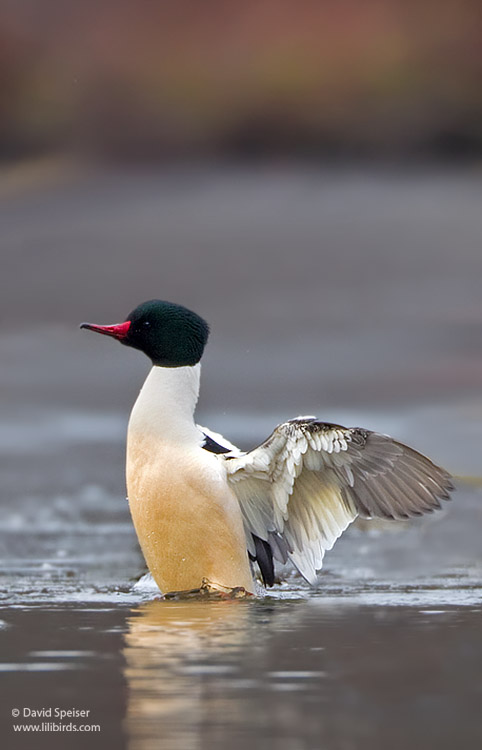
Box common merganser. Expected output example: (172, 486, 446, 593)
(81, 300, 453, 596)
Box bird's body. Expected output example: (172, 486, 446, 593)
(126, 365, 254, 593)
(81, 300, 453, 596)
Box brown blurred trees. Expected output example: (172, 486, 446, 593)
(0, 0, 481, 161)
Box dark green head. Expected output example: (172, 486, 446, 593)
(80, 300, 209, 367)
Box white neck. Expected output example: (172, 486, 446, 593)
(128, 364, 203, 444)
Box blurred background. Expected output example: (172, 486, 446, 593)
(1, 0, 482, 468)
(1, 0, 482, 161)
(1, 4, 482, 750)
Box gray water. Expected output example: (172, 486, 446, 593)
(1, 163, 481, 749)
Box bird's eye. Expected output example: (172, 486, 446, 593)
(142, 321, 151, 328)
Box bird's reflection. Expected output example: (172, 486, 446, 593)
(122, 596, 481, 750)
(123, 598, 260, 750)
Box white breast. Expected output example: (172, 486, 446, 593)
(125, 364, 254, 593)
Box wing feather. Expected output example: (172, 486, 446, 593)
(225, 418, 453, 584)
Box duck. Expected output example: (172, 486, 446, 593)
(81, 299, 453, 596)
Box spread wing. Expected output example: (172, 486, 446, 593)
(224, 417, 453, 584)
